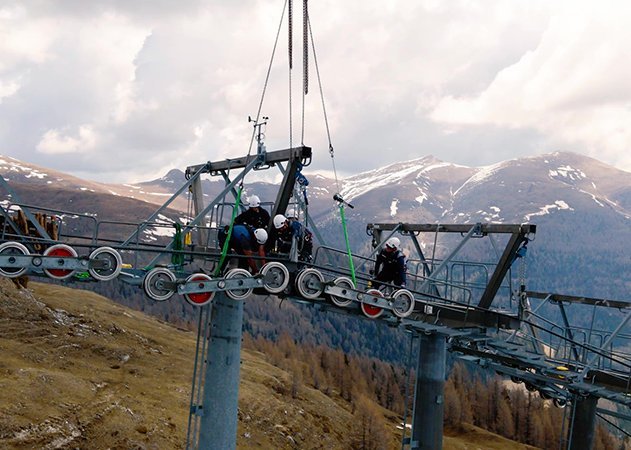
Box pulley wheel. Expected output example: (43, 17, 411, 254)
(553, 398, 567, 408)
(183, 273, 214, 306)
(328, 276, 354, 307)
(259, 262, 289, 294)
(88, 247, 122, 281)
(295, 268, 325, 300)
(143, 267, 177, 302)
(224, 268, 253, 301)
(0, 241, 30, 278)
(391, 289, 415, 318)
(361, 288, 384, 319)
(43, 244, 77, 280)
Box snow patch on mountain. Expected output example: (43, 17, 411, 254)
(0, 156, 48, 180)
(418, 162, 454, 174)
(311, 186, 330, 194)
(478, 206, 502, 222)
(524, 201, 573, 221)
(453, 161, 507, 197)
(390, 199, 399, 217)
(548, 165, 586, 182)
(142, 214, 176, 241)
(415, 193, 428, 205)
(340, 157, 447, 202)
(342, 166, 422, 201)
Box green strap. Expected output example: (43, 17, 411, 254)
(171, 222, 184, 266)
(339, 204, 356, 287)
(214, 186, 244, 277)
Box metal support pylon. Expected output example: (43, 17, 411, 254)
(567, 394, 598, 450)
(410, 332, 447, 450)
(187, 292, 244, 450)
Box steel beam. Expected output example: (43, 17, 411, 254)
(478, 231, 527, 309)
(185, 146, 311, 176)
(527, 291, 631, 309)
(368, 223, 536, 235)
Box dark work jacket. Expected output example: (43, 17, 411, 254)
(235, 207, 271, 230)
(375, 248, 407, 286)
(274, 219, 313, 261)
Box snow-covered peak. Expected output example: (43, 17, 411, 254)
(340, 155, 453, 202)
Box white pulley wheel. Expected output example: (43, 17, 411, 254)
(259, 262, 290, 294)
(224, 268, 253, 300)
(143, 267, 177, 301)
(88, 247, 122, 281)
(391, 289, 415, 318)
(0, 241, 30, 278)
(328, 276, 355, 307)
(295, 268, 325, 300)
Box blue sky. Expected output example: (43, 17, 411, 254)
(1, 0, 630, 182)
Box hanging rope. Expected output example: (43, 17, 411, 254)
(217, 2, 288, 271)
(247, 0, 288, 158)
(306, 11, 358, 281)
(307, 14, 340, 194)
(288, 0, 293, 69)
(289, 62, 293, 151)
(288, 0, 293, 151)
(303, 0, 309, 96)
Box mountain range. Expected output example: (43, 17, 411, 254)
(1, 151, 630, 303)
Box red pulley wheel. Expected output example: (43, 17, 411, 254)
(43, 244, 77, 280)
(361, 288, 384, 319)
(183, 273, 214, 306)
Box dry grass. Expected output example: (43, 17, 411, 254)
(0, 279, 538, 449)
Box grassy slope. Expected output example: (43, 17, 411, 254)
(0, 279, 536, 449)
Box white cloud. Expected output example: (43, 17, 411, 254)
(1, 0, 630, 183)
(37, 125, 98, 154)
(430, 1, 631, 169)
(0, 77, 20, 102)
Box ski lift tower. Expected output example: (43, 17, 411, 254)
(179, 138, 314, 449)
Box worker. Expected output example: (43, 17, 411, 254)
(235, 195, 270, 230)
(272, 214, 313, 262)
(219, 224, 268, 273)
(373, 237, 407, 289)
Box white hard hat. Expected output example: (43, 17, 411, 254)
(254, 228, 268, 244)
(385, 237, 400, 250)
(248, 195, 261, 208)
(273, 214, 287, 229)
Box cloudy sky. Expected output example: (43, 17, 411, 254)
(1, 0, 630, 183)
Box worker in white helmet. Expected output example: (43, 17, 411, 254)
(272, 214, 313, 262)
(218, 224, 268, 273)
(373, 237, 407, 289)
(235, 194, 270, 230)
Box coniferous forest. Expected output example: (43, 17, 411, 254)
(243, 333, 625, 450)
